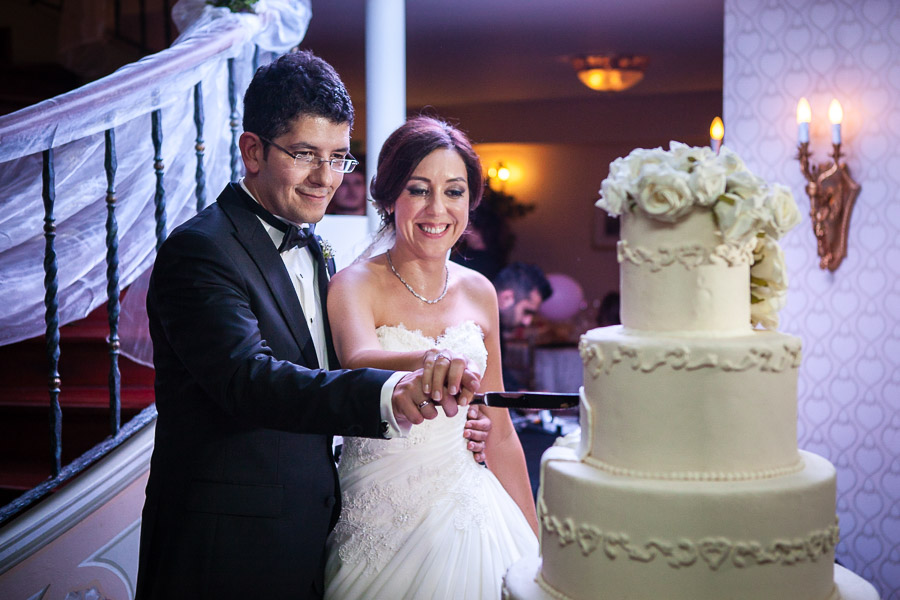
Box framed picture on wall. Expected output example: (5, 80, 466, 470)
(592, 206, 620, 249)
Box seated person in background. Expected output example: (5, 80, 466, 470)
(597, 290, 621, 326)
(493, 262, 552, 391)
(326, 157, 368, 215)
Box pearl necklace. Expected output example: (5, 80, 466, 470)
(386, 250, 449, 305)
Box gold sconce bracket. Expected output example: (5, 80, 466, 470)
(796, 142, 861, 271)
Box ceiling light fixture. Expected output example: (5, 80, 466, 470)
(571, 54, 649, 92)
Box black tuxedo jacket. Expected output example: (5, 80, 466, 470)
(135, 183, 393, 599)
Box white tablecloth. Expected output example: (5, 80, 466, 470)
(533, 345, 582, 393)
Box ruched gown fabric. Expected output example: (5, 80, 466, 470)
(324, 321, 538, 600)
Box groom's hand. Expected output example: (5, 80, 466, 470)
(391, 369, 462, 425)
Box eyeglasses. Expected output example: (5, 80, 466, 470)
(259, 136, 359, 173)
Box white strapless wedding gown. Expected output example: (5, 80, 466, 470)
(324, 320, 538, 600)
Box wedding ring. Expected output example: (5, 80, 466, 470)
(417, 400, 431, 409)
(435, 353, 450, 362)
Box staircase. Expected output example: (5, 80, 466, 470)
(0, 6, 295, 597)
(0, 1, 178, 507)
(0, 299, 155, 507)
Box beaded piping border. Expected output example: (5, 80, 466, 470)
(580, 454, 806, 482)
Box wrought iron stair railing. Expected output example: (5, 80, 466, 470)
(0, 4, 300, 527)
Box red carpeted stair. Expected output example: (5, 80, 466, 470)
(0, 303, 155, 507)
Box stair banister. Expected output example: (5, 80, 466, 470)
(0, 0, 312, 527)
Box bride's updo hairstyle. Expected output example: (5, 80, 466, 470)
(370, 115, 484, 228)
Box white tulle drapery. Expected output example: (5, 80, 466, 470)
(0, 0, 311, 365)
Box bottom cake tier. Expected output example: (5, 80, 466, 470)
(526, 447, 849, 600)
(502, 556, 880, 600)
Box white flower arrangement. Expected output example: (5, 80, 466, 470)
(597, 142, 801, 330)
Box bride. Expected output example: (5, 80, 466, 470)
(324, 116, 538, 599)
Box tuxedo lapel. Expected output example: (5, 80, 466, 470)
(309, 235, 340, 369)
(218, 185, 320, 368)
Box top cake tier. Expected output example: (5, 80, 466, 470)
(619, 207, 754, 334)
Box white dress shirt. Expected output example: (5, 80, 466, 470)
(239, 180, 407, 438)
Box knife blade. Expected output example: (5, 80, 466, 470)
(469, 391, 579, 410)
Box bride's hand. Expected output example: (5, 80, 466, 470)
(422, 349, 481, 407)
(391, 369, 454, 423)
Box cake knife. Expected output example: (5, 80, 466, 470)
(469, 391, 579, 410)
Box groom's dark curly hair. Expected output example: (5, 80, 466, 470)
(243, 49, 354, 152)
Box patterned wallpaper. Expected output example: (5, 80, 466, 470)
(724, 0, 900, 597)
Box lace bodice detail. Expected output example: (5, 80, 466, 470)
(375, 319, 488, 373)
(340, 320, 487, 462)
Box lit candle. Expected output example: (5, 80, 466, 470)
(709, 116, 724, 152)
(828, 99, 843, 145)
(796, 98, 811, 144)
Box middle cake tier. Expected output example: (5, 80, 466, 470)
(577, 326, 803, 478)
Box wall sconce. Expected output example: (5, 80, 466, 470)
(795, 97, 861, 272)
(571, 54, 649, 92)
(709, 116, 724, 153)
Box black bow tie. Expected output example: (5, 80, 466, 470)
(277, 225, 315, 253)
(237, 184, 316, 253)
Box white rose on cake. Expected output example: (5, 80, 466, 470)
(761, 183, 802, 239)
(750, 235, 789, 329)
(635, 163, 694, 222)
(624, 147, 669, 174)
(722, 170, 767, 208)
(716, 145, 746, 175)
(689, 158, 727, 206)
(668, 140, 715, 165)
(598, 173, 629, 215)
(713, 196, 766, 245)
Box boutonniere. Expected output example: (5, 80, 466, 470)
(318, 236, 334, 262)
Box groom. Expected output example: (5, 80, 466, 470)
(135, 51, 486, 599)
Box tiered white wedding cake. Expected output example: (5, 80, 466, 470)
(503, 143, 879, 600)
